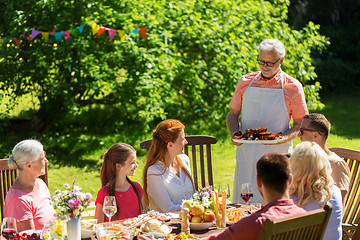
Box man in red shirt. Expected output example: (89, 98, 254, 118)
(202, 153, 306, 240)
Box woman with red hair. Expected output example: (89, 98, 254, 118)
(95, 143, 145, 222)
(143, 119, 194, 212)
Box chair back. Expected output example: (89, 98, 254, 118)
(140, 135, 217, 190)
(329, 147, 360, 225)
(258, 204, 332, 240)
(0, 158, 48, 220)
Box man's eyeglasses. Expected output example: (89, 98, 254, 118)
(299, 127, 322, 135)
(257, 56, 281, 67)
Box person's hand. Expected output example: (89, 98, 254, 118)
(231, 131, 244, 146)
(231, 138, 244, 146)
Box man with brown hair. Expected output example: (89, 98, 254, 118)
(298, 113, 350, 201)
(200, 153, 305, 240)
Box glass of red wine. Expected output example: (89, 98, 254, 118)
(1, 217, 17, 240)
(241, 183, 253, 205)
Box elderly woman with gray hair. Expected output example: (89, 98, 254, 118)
(4, 139, 55, 232)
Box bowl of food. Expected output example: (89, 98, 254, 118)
(189, 222, 214, 231)
(96, 222, 136, 240)
(18, 230, 42, 240)
(140, 219, 172, 238)
(81, 219, 98, 238)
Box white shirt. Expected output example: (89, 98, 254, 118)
(291, 185, 342, 240)
(146, 154, 194, 212)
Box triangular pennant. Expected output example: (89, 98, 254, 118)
(138, 27, 147, 39)
(54, 32, 63, 41)
(130, 29, 138, 34)
(41, 32, 49, 42)
(97, 27, 106, 36)
(63, 30, 70, 42)
(78, 25, 84, 34)
(30, 30, 41, 40)
(70, 28, 79, 36)
(49, 28, 56, 36)
(118, 30, 126, 42)
(91, 22, 100, 35)
(108, 28, 117, 41)
(14, 38, 21, 49)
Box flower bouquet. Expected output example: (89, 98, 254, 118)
(51, 182, 92, 219)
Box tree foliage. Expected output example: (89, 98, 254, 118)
(0, 0, 328, 135)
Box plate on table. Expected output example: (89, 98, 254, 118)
(144, 225, 172, 238)
(19, 230, 42, 239)
(189, 222, 214, 231)
(232, 138, 282, 144)
(81, 219, 97, 238)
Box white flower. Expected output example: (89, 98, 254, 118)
(63, 183, 70, 189)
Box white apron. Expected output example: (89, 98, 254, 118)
(232, 72, 292, 204)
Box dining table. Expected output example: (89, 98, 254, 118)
(86, 204, 251, 239)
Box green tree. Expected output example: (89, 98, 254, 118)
(0, 0, 328, 135)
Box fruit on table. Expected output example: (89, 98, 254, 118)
(191, 205, 205, 216)
(182, 200, 195, 211)
(191, 216, 203, 223)
(203, 209, 216, 222)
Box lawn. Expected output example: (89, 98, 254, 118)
(46, 92, 360, 203)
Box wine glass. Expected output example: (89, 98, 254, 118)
(218, 183, 230, 199)
(240, 183, 253, 205)
(103, 196, 117, 222)
(1, 217, 17, 240)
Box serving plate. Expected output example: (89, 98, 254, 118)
(232, 138, 282, 144)
(81, 219, 97, 239)
(189, 222, 214, 231)
(145, 225, 172, 238)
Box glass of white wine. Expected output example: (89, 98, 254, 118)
(103, 196, 117, 222)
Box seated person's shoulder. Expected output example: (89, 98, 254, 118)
(147, 161, 164, 174)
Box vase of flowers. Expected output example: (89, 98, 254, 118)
(51, 182, 92, 240)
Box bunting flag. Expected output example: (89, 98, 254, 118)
(118, 30, 126, 42)
(30, 30, 41, 40)
(108, 29, 117, 41)
(49, 28, 56, 36)
(2, 22, 147, 50)
(54, 32, 63, 41)
(138, 27, 147, 40)
(97, 27, 107, 36)
(14, 38, 21, 49)
(78, 25, 84, 34)
(91, 22, 100, 35)
(63, 30, 70, 42)
(41, 32, 49, 42)
(70, 28, 79, 37)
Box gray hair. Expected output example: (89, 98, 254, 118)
(259, 39, 286, 58)
(8, 139, 44, 169)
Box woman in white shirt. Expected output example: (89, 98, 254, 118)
(289, 141, 342, 240)
(142, 119, 194, 212)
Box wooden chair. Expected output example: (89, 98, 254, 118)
(140, 135, 217, 190)
(0, 158, 48, 220)
(258, 204, 332, 240)
(329, 147, 360, 239)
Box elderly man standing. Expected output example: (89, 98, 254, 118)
(298, 113, 351, 202)
(227, 39, 308, 204)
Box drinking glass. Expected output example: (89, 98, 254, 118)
(103, 196, 117, 222)
(1, 217, 17, 240)
(250, 203, 262, 213)
(218, 183, 230, 199)
(240, 183, 253, 205)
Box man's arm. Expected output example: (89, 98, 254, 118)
(274, 117, 302, 144)
(227, 108, 243, 146)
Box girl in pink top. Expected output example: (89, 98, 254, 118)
(95, 143, 145, 222)
(4, 139, 56, 232)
